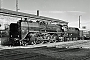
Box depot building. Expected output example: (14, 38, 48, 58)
(0, 9, 68, 30)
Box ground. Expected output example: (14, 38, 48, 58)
(1, 47, 90, 60)
(0, 40, 90, 60)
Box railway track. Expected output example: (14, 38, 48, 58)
(0, 40, 89, 51)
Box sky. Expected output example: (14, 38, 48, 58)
(0, 0, 90, 30)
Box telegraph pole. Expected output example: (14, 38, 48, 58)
(16, 0, 20, 19)
(16, 0, 18, 12)
(37, 10, 39, 16)
(0, 0, 2, 9)
(79, 15, 81, 28)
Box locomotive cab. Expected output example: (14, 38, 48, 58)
(9, 23, 21, 46)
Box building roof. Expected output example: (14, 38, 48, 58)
(0, 8, 68, 23)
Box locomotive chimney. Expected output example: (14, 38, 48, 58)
(24, 18, 27, 21)
(37, 10, 39, 16)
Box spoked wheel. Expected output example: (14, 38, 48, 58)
(35, 40, 44, 44)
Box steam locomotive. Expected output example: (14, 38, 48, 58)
(1, 19, 80, 46)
